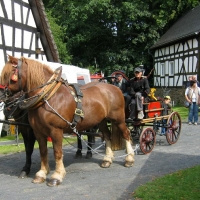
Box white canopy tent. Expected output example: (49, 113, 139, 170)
(42, 60, 91, 84)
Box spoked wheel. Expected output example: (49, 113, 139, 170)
(139, 127, 156, 154)
(166, 112, 181, 145)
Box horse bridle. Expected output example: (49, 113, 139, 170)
(10, 59, 23, 91)
(0, 85, 12, 101)
(0, 59, 23, 103)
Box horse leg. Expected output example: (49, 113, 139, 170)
(85, 135, 93, 159)
(75, 134, 82, 158)
(19, 127, 36, 178)
(32, 136, 50, 184)
(47, 131, 66, 187)
(98, 120, 114, 168)
(117, 122, 134, 167)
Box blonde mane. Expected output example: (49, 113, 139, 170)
(0, 61, 13, 85)
(25, 58, 53, 90)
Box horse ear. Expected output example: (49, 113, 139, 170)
(7, 54, 18, 65)
(21, 56, 26, 62)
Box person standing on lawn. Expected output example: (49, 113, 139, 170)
(185, 79, 200, 125)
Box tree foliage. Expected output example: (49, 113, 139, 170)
(44, 6, 71, 63)
(43, 0, 200, 77)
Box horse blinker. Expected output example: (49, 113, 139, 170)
(11, 69, 18, 82)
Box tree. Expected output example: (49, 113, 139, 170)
(43, 0, 200, 77)
(43, 3, 72, 64)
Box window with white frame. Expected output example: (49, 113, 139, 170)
(169, 61, 174, 76)
(160, 63, 165, 76)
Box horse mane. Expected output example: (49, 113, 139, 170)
(24, 58, 53, 90)
(0, 61, 13, 85)
(0, 57, 54, 91)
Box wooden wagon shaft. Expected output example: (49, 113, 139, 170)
(140, 115, 170, 123)
(145, 108, 164, 112)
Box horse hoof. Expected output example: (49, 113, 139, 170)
(32, 176, 45, 184)
(85, 152, 92, 159)
(125, 161, 134, 167)
(101, 161, 111, 168)
(18, 171, 28, 179)
(75, 153, 82, 159)
(47, 178, 61, 187)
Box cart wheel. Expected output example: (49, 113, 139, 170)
(166, 112, 181, 145)
(139, 127, 156, 154)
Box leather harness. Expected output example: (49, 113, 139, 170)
(4, 59, 85, 127)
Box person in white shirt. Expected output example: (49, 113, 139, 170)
(185, 80, 200, 125)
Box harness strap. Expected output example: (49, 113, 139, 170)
(17, 59, 22, 90)
(69, 83, 84, 127)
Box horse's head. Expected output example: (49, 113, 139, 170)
(0, 55, 27, 95)
(1, 55, 51, 96)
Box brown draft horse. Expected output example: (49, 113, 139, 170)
(0, 88, 95, 177)
(0, 55, 134, 186)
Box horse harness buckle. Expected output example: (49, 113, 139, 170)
(75, 108, 84, 117)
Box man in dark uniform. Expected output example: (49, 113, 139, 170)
(129, 67, 150, 120)
(113, 73, 131, 109)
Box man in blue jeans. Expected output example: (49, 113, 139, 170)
(185, 79, 200, 125)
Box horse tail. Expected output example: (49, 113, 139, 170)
(110, 122, 124, 150)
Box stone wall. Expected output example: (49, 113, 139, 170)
(154, 87, 185, 106)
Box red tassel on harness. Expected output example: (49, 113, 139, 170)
(11, 69, 18, 81)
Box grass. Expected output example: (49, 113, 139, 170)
(172, 105, 189, 121)
(133, 165, 200, 200)
(0, 134, 78, 155)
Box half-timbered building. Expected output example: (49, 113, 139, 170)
(0, 0, 61, 136)
(0, 0, 92, 136)
(0, 0, 60, 69)
(150, 6, 200, 104)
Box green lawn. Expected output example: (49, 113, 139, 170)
(172, 105, 189, 121)
(133, 165, 200, 200)
(0, 134, 78, 155)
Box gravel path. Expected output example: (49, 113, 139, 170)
(0, 122, 199, 200)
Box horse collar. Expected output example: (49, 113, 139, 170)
(19, 67, 63, 110)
